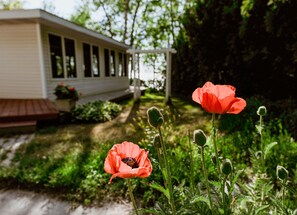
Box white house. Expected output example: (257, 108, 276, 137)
(0, 9, 130, 101)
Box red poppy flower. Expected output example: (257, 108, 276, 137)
(192, 81, 246, 114)
(104, 141, 152, 183)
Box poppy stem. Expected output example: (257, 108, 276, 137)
(126, 178, 139, 215)
(212, 113, 220, 173)
(188, 129, 194, 193)
(221, 175, 228, 213)
(201, 146, 214, 211)
(259, 115, 265, 170)
(158, 127, 176, 215)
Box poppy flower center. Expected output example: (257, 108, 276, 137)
(122, 157, 139, 168)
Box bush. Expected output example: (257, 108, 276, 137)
(71, 100, 122, 123)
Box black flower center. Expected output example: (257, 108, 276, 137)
(122, 157, 139, 168)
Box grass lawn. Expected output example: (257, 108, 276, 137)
(0, 92, 208, 205)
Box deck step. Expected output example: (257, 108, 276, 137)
(0, 121, 37, 134)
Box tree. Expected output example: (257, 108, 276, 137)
(0, 0, 23, 9)
(173, 0, 297, 99)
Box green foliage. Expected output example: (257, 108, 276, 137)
(174, 0, 297, 100)
(71, 100, 122, 123)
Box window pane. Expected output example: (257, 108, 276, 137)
(64, 38, 76, 78)
(92, 46, 100, 77)
(118, 53, 123, 77)
(124, 54, 127, 76)
(49, 34, 64, 78)
(104, 49, 110, 77)
(83, 43, 91, 77)
(110, 50, 116, 77)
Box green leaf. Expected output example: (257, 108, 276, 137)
(230, 169, 244, 194)
(255, 205, 270, 214)
(190, 195, 210, 205)
(149, 182, 170, 200)
(264, 142, 278, 160)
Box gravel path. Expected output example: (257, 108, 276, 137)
(0, 189, 132, 215)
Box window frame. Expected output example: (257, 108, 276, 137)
(48, 33, 77, 80)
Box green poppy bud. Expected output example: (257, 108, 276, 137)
(276, 165, 288, 180)
(221, 159, 233, 175)
(193, 129, 207, 147)
(257, 106, 267, 116)
(153, 134, 161, 148)
(147, 107, 164, 128)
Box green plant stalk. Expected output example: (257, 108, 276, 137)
(222, 175, 228, 214)
(127, 178, 139, 215)
(212, 113, 220, 173)
(158, 128, 176, 215)
(188, 129, 194, 193)
(282, 181, 286, 210)
(201, 146, 214, 211)
(259, 115, 266, 171)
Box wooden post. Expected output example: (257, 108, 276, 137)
(166, 51, 172, 102)
(132, 49, 137, 100)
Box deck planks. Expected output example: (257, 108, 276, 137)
(0, 99, 59, 123)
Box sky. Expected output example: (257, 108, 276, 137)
(23, 0, 77, 19)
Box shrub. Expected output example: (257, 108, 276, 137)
(54, 83, 79, 101)
(71, 100, 122, 123)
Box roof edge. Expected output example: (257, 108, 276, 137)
(0, 9, 130, 49)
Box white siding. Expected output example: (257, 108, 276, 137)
(41, 25, 129, 101)
(0, 23, 43, 98)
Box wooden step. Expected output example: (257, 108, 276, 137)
(0, 121, 37, 135)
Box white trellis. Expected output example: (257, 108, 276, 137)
(127, 48, 177, 102)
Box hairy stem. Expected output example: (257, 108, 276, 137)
(201, 146, 214, 211)
(188, 129, 194, 193)
(127, 179, 139, 215)
(212, 113, 220, 173)
(158, 128, 176, 215)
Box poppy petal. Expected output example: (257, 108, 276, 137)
(226, 98, 247, 114)
(201, 92, 223, 114)
(192, 88, 203, 104)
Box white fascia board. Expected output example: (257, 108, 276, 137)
(127, 48, 177, 54)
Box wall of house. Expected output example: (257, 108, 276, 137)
(41, 25, 130, 101)
(0, 23, 44, 99)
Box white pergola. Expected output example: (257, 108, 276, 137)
(127, 48, 177, 102)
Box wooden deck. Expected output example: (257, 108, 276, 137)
(0, 99, 59, 125)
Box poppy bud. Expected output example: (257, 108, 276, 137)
(257, 106, 267, 116)
(147, 107, 164, 128)
(153, 134, 161, 148)
(221, 159, 233, 175)
(193, 129, 207, 147)
(276, 165, 288, 180)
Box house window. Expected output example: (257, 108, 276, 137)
(49, 34, 64, 78)
(123, 54, 128, 77)
(104, 49, 110, 77)
(92, 46, 100, 77)
(83, 43, 92, 77)
(64, 38, 76, 78)
(110, 50, 116, 77)
(118, 52, 123, 77)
